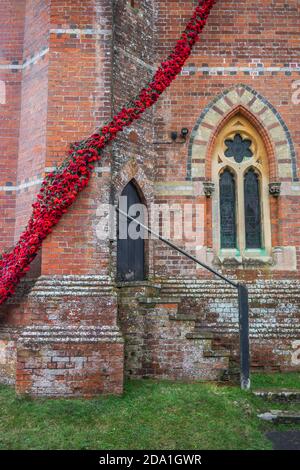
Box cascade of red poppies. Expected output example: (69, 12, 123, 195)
(0, 0, 216, 306)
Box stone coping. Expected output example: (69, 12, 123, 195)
(19, 325, 124, 344)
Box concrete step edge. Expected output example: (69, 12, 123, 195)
(253, 389, 300, 401)
(258, 410, 300, 423)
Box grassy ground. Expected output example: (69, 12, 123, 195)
(252, 372, 300, 390)
(0, 373, 299, 450)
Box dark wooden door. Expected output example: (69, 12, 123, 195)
(117, 182, 145, 282)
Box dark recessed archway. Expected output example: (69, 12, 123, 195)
(117, 181, 145, 282)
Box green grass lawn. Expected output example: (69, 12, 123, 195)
(252, 372, 300, 390)
(0, 374, 299, 450)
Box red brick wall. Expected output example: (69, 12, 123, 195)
(16, 340, 124, 397)
(14, 0, 50, 255)
(0, 0, 25, 252)
(0, 1, 124, 395)
(40, 0, 114, 276)
(152, 0, 300, 280)
(2, 0, 300, 284)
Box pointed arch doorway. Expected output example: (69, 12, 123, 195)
(117, 181, 146, 282)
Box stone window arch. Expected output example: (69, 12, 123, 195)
(212, 113, 272, 263)
(188, 84, 298, 182)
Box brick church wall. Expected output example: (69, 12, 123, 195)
(153, 0, 300, 280)
(146, 0, 300, 376)
(0, 0, 125, 396)
(115, 0, 300, 379)
(111, 0, 157, 278)
(0, 0, 26, 253)
(0, 0, 26, 383)
(0, 0, 300, 396)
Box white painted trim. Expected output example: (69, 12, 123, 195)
(0, 166, 111, 192)
(0, 48, 49, 71)
(0, 179, 43, 192)
(50, 28, 112, 36)
(181, 66, 300, 75)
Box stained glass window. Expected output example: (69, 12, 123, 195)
(225, 134, 253, 163)
(220, 170, 236, 249)
(244, 169, 262, 249)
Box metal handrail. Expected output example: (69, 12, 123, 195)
(116, 207, 250, 390)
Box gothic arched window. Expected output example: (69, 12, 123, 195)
(212, 114, 271, 262)
(244, 169, 262, 249)
(220, 169, 236, 249)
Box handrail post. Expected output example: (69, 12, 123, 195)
(238, 283, 250, 390)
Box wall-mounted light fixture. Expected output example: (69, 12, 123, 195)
(154, 128, 189, 145)
(170, 131, 178, 141)
(180, 128, 189, 140)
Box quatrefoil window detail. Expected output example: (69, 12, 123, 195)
(224, 134, 253, 163)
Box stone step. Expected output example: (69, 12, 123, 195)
(117, 283, 162, 298)
(203, 348, 231, 358)
(186, 329, 214, 340)
(138, 297, 181, 305)
(169, 313, 197, 321)
(253, 389, 300, 402)
(258, 410, 300, 424)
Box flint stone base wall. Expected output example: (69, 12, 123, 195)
(16, 326, 124, 397)
(0, 276, 125, 397)
(160, 278, 300, 372)
(1, 276, 300, 396)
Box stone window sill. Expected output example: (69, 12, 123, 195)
(216, 249, 273, 268)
